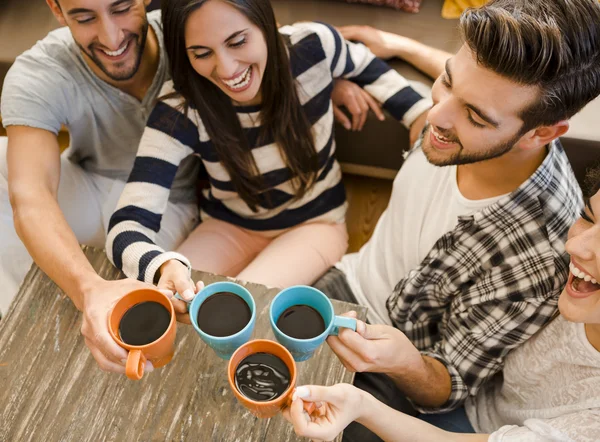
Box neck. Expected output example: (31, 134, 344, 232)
(457, 144, 549, 200)
(84, 26, 159, 102)
(585, 323, 600, 352)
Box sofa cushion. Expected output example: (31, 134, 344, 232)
(442, 0, 488, 18)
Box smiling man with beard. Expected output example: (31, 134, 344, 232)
(0, 0, 202, 374)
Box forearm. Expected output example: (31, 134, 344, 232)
(11, 191, 102, 310)
(390, 36, 452, 80)
(387, 355, 453, 408)
(357, 391, 489, 442)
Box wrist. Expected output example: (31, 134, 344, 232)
(77, 274, 107, 312)
(355, 390, 381, 428)
(386, 352, 427, 385)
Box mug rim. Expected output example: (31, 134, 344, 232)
(227, 339, 297, 407)
(269, 285, 334, 343)
(108, 288, 176, 350)
(190, 281, 257, 341)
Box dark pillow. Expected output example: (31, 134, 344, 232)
(341, 0, 423, 13)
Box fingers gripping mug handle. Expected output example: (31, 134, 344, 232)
(126, 349, 146, 380)
(331, 316, 357, 336)
(174, 292, 191, 312)
(286, 396, 317, 415)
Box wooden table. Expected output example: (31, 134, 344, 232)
(0, 246, 367, 442)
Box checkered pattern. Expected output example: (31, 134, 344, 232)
(386, 139, 583, 413)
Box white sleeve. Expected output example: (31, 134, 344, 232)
(489, 410, 600, 442)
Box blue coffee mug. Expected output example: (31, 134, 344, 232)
(269, 285, 357, 361)
(188, 281, 256, 360)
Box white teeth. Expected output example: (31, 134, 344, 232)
(431, 127, 452, 144)
(570, 262, 598, 284)
(102, 43, 127, 57)
(222, 67, 251, 89)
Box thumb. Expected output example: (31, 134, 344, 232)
(294, 385, 339, 405)
(357, 322, 388, 340)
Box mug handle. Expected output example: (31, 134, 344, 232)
(330, 316, 357, 336)
(126, 349, 146, 380)
(174, 292, 191, 311)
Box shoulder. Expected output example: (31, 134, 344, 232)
(280, 21, 341, 50)
(5, 27, 76, 86)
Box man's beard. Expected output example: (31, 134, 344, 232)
(79, 21, 149, 82)
(421, 123, 524, 167)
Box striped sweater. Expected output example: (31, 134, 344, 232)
(106, 22, 432, 283)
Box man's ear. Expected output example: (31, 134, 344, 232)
(518, 120, 570, 151)
(144, 0, 152, 8)
(46, 0, 67, 26)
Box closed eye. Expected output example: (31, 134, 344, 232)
(229, 37, 246, 48)
(193, 51, 211, 60)
(581, 208, 594, 223)
(467, 112, 486, 128)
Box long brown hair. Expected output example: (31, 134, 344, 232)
(161, 0, 318, 212)
(459, 0, 600, 133)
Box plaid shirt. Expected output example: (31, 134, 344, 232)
(386, 139, 583, 413)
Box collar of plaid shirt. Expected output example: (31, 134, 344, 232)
(386, 139, 584, 412)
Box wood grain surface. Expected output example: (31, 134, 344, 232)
(0, 246, 367, 442)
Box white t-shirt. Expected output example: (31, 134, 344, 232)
(336, 147, 505, 325)
(468, 316, 600, 442)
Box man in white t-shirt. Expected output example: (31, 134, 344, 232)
(312, 1, 600, 441)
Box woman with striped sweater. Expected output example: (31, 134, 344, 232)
(106, 0, 431, 302)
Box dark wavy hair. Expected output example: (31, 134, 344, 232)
(585, 165, 600, 198)
(161, 0, 318, 212)
(460, 0, 600, 133)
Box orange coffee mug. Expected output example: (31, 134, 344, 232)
(227, 339, 316, 418)
(108, 288, 176, 380)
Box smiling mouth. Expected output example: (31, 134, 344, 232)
(430, 126, 456, 145)
(98, 39, 131, 58)
(220, 66, 252, 91)
(570, 262, 600, 293)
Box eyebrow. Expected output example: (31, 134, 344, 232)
(67, 0, 131, 15)
(445, 59, 500, 129)
(187, 29, 248, 50)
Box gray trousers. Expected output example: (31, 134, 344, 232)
(314, 268, 418, 442)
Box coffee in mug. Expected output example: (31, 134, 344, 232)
(119, 301, 171, 346)
(276, 305, 325, 339)
(197, 292, 251, 337)
(234, 352, 290, 401)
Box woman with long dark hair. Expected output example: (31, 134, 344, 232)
(106, 0, 430, 299)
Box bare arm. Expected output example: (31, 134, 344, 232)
(285, 384, 489, 442)
(6, 126, 102, 308)
(358, 390, 489, 442)
(339, 25, 452, 80)
(6, 125, 156, 374)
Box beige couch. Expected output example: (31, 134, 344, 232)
(1, 0, 599, 188)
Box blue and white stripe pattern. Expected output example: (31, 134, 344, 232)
(107, 22, 432, 283)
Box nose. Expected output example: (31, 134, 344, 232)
(97, 17, 126, 51)
(214, 51, 239, 80)
(428, 79, 455, 131)
(565, 221, 596, 264)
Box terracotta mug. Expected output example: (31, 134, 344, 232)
(227, 339, 316, 418)
(108, 288, 176, 380)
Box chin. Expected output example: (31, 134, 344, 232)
(558, 291, 592, 323)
